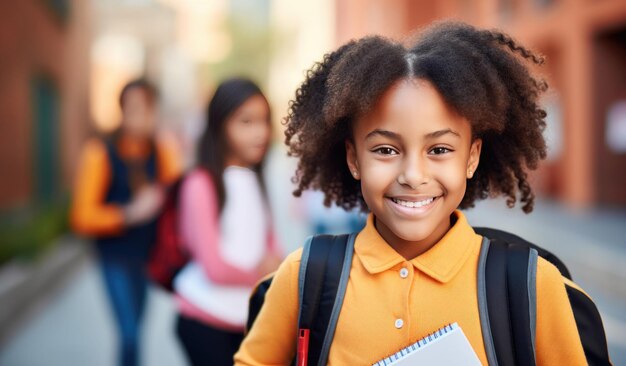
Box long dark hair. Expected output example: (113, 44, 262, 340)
(284, 22, 547, 213)
(198, 77, 270, 212)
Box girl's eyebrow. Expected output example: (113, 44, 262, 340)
(424, 128, 460, 139)
(365, 128, 460, 141)
(365, 129, 401, 141)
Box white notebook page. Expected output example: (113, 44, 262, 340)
(373, 323, 482, 366)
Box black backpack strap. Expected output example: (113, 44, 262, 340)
(297, 233, 355, 366)
(564, 281, 612, 365)
(506, 242, 538, 366)
(477, 237, 500, 366)
(478, 238, 538, 366)
(478, 238, 513, 366)
(246, 275, 274, 331)
(474, 226, 571, 280)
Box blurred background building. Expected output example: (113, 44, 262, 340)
(0, 0, 624, 365)
(0, 0, 90, 210)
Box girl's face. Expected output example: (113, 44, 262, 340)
(224, 94, 271, 167)
(121, 87, 156, 138)
(346, 79, 481, 257)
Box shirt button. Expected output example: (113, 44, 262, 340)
(399, 267, 409, 278)
(395, 318, 404, 329)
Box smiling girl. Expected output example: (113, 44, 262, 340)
(235, 22, 589, 365)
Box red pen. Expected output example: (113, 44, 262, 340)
(297, 328, 310, 366)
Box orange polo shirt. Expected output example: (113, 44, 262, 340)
(235, 210, 587, 365)
(70, 135, 181, 237)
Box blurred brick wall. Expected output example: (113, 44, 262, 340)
(0, 0, 91, 208)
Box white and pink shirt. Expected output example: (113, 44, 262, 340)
(173, 167, 279, 331)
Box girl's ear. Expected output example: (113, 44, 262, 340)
(345, 139, 360, 180)
(467, 138, 482, 179)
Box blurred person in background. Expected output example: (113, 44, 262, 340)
(70, 79, 181, 366)
(301, 190, 366, 235)
(172, 78, 282, 366)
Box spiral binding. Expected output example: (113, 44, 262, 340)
(372, 322, 458, 366)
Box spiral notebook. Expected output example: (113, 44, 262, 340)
(372, 323, 481, 366)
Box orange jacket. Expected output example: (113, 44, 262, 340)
(71, 135, 181, 237)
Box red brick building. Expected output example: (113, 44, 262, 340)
(0, 0, 91, 208)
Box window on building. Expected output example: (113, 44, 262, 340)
(43, 0, 70, 24)
(498, 0, 517, 22)
(543, 95, 564, 161)
(534, 0, 555, 10)
(31, 76, 60, 203)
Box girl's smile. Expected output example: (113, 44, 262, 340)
(386, 195, 441, 217)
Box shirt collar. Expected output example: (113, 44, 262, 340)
(354, 210, 480, 283)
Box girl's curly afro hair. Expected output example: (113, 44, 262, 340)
(284, 21, 548, 213)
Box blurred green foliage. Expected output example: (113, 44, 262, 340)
(0, 197, 69, 265)
(207, 10, 273, 89)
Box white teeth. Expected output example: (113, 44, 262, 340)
(392, 197, 435, 208)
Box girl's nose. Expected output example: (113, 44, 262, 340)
(397, 154, 429, 189)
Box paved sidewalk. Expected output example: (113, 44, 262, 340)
(0, 255, 187, 366)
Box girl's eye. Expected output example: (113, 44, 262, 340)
(430, 147, 452, 155)
(373, 147, 398, 155)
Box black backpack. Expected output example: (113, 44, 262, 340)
(246, 228, 611, 366)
